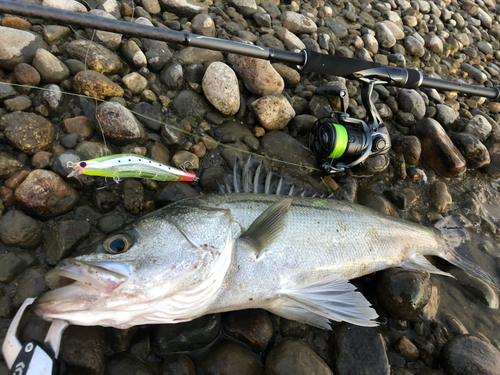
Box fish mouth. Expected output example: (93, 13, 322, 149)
(34, 259, 130, 319)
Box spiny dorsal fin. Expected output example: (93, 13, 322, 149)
(241, 199, 292, 257)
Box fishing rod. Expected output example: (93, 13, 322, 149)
(0, 0, 499, 173)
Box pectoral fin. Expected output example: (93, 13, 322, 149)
(404, 254, 454, 278)
(267, 274, 379, 329)
(241, 199, 292, 257)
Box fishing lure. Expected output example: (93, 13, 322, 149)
(67, 154, 197, 183)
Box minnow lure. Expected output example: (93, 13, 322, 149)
(67, 154, 197, 182)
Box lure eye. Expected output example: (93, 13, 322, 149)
(79, 162, 87, 168)
(104, 234, 133, 254)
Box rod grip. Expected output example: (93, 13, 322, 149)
(301, 50, 382, 78)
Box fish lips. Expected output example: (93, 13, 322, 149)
(34, 259, 130, 319)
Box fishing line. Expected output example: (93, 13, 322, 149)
(1, 82, 322, 172)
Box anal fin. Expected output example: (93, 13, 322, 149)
(270, 274, 379, 329)
(404, 254, 454, 278)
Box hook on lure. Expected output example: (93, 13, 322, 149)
(66, 154, 197, 182)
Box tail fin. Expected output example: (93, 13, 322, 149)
(435, 215, 500, 292)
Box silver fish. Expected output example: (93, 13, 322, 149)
(34, 193, 498, 329)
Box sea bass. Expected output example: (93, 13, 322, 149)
(34, 193, 498, 329)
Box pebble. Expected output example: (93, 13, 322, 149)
(1, 15, 32, 31)
(0, 111, 54, 155)
(0, 26, 46, 69)
(281, 11, 317, 33)
(223, 309, 273, 351)
(87, 9, 122, 50)
(15, 169, 79, 218)
(192, 13, 216, 36)
(394, 336, 420, 362)
(73, 70, 124, 100)
(435, 104, 458, 129)
(154, 182, 198, 206)
(32, 49, 70, 84)
(122, 41, 148, 69)
(202, 62, 240, 116)
(0, 153, 23, 179)
(14, 63, 41, 86)
(178, 47, 224, 66)
(333, 325, 390, 375)
(452, 133, 490, 169)
(42, 25, 71, 44)
(399, 89, 426, 121)
(171, 151, 199, 170)
(275, 26, 306, 51)
(430, 181, 452, 212)
(132, 102, 163, 131)
(159, 0, 208, 18)
(0, 251, 38, 283)
(104, 352, 154, 375)
(411, 118, 466, 177)
(14, 266, 47, 307)
(260, 131, 316, 170)
(96, 213, 124, 234)
(60, 326, 107, 375)
(0, 209, 43, 249)
(228, 54, 284, 96)
(122, 72, 148, 94)
(376, 269, 432, 320)
(43, 0, 87, 12)
(160, 354, 195, 375)
(357, 189, 398, 217)
(43, 220, 91, 265)
(464, 115, 492, 141)
(199, 340, 263, 375)
(122, 180, 144, 214)
(172, 90, 211, 119)
(251, 94, 295, 130)
(445, 314, 468, 336)
(66, 40, 122, 74)
(440, 335, 500, 375)
(95, 101, 146, 145)
(152, 314, 221, 357)
(4, 95, 32, 112)
(62, 116, 94, 139)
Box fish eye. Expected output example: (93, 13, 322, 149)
(79, 162, 87, 168)
(104, 234, 132, 254)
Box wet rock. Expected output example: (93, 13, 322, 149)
(353, 154, 390, 174)
(267, 340, 332, 374)
(154, 182, 198, 206)
(60, 326, 106, 375)
(0, 153, 23, 179)
(411, 118, 466, 177)
(172, 90, 210, 119)
(436, 104, 458, 129)
(32, 48, 70, 83)
(399, 89, 425, 121)
(464, 115, 492, 141)
(430, 181, 452, 212)
(178, 47, 224, 66)
(73, 70, 124, 100)
(96, 213, 124, 234)
(66, 40, 122, 74)
(130, 328, 151, 362)
(93, 190, 119, 213)
(448, 268, 499, 309)
(445, 314, 468, 336)
(95, 101, 146, 145)
(394, 336, 419, 362)
(0, 112, 54, 155)
(440, 335, 500, 375)
(14, 62, 41, 86)
(251, 94, 295, 131)
(86, 9, 122, 50)
(202, 62, 240, 116)
(452, 133, 490, 169)
(357, 189, 398, 217)
(333, 325, 389, 375)
(14, 266, 47, 307)
(0, 209, 43, 249)
(0, 26, 46, 69)
(62, 116, 94, 139)
(281, 11, 317, 33)
(152, 314, 221, 357)
(132, 102, 163, 131)
(123, 179, 144, 215)
(160, 354, 195, 375)
(394, 154, 407, 180)
(192, 13, 215, 36)
(421, 285, 439, 320)
(376, 269, 432, 320)
(43, 220, 91, 265)
(160, 0, 208, 18)
(5, 95, 32, 112)
(0, 252, 38, 283)
(43, 0, 87, 12)
(104, 352, 154, 375)
(279, 319, 309, 339)
(228, 54, 284, 96)
(260, 131, 316, 170)
(200, 340, 262, 375)
(15, 169, 79, 219)
(223, 309, 273, 351)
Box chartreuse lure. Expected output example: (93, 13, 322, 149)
(67, 154, 197, 182)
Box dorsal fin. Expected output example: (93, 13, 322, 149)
(241, 199, 292, 257)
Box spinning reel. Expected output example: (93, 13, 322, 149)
(309, 79, 392, 174)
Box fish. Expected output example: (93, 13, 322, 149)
(33, 184, 499, 329)
(67, 154, 197, 182)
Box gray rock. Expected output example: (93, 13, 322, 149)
(253, 12, 271, 28)
(399, 89, 426, 120)
(60, 326, 106, 375)
(0, 210, 43, 249)
(430, 181, 452, 212)
(160, 62, 184, 90)
(464, 115, 492, 141)
(375, 22, 396, 48)
(154, 182, 198, 206)
(251, 94, 295, 131)
(122, 72, 148, 94)
(461, 63, 487, 84)
(272, 63, 300, 88)
(260, 131, 316, 170)
(453, 133, 490, 169)
(229, 0, 257, 17)
(266, 340, 332, 375)
(86, 9, 122, 50)
(95, 102, 146, 145)
(42, 84, 65, 112)
(281, 11, 317, 33)
(436, 104, 458, 128)
(121, 40, 147, 69)
(393, 135, 421, 165)
(145, 45, 173, 71)
(191, 13, 215, 36)
(200, 340, 263, 375)
(172, 90, 210, 119)
(43, 220, 91, 265)
(14, 266, 47, 307)
(202, 62, 240, 116)
(323, 17, 348, 38)
(0, 26, 46, 69)
(440, 335, 500, 375)
(228, 54, 284, 96)
(43, 0, 87, 12)
(32, 49, 70, 83)
(333, 324, 390, 375)
(152, 314, 221, 357)
(159, 0, 208, 18)
(477, 40, 494, 55)
(383, 20, 404, 40)
(178, 47, 224, 66)
(66, 40, 122, 74)
(404, 35, 425, 57)
(223, 309, 273, 351)
(275, 26, 306, 51)
(290, 114, 317, 135)
(363, 33, 378, 54)
(93, 190, 119, 213)
(0, 82, 18, 103)
(0, 252, 38, 283)
(132, 102, 163, 131)
(0, 111, 54, 155)
(160, 354, 195, 375)
(425, 33, 443, 53)
(96, 213, 125, 234)
(104, 352, 154, 375)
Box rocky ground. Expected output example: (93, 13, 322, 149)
(0, 0, 500, 373)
